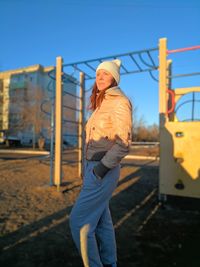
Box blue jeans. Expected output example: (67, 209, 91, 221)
(69, 160, 120, 267)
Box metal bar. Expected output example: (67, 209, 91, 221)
(62, 73, 76, 82)
(47, 79, 55, 93)
(167, 60, 175, 120)
(139, 52, 155, 68)
(129, 54, 143, 71)
(167, 60, 172, 89)
(168, 72, 200, 79)
(175, 99, 200, 113)
(62, 74, 81, 86)
(63, 119, 80, 124)
(148, 71, 159, 82)
(73, 64, 92, 79)
(63, 133, 81, 137)
(192, 92, 195, 121)
(48, 68, 56, 80)
(63, 76, 79, 84)
(85, 62, 96, 72)
(54, 57, 63, 191)
(159, 38, 168, 123)
(78, 72, 85, 179)
(63, 90, 81, 100)
(112, 54, 129, 72)
(147, 51, 157, 67)
(49, 88, 55, 186)
(120, 63, 129, 73)
(40, 99, 51, 116)
(63, 47, 158, 67)
(85, 66, 158, 80)
(62, 160, 81, 164)
(63, 77, 80, 86)
(63, 104, 81, 112)
(167, 45, 200, 54)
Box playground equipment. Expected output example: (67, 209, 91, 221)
(49, 38, 200, 199)
(49, 48, 159, 190)
(159, 38, 200, 199)
(54, 58, 85, 190)
(42, 58, 85, 189)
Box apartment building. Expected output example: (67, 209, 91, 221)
(0, 64, 77, 146)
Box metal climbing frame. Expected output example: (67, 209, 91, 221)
(159, 38, 200, 199)
(47, 58, 86, 191)
(63, 47, 159, 81)
(50, 47, 159, 190)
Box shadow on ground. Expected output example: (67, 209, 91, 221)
(0, 159, 200, 267)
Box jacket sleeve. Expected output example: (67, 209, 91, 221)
(101, 98, 132, 169)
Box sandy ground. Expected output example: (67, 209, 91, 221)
(0, 147, 200, 267)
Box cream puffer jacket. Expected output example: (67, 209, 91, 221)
(85, 86, 132, 169)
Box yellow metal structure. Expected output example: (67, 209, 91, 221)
(159, 38, 200, 199)
(54, 57, 63, 190)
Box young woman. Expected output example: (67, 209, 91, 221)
(69, 59, 132, 267)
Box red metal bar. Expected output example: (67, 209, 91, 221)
(166, 89, 175, 114)
(167, 45, 200, 54)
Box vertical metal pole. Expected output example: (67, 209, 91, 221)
(167, 60, 172, 90)
(158, 38, 168, 202)
(32, 124, 36, 149)
(159, 38, 168, 127)
(167, 60, 173, 122)
(54, 57, 63, 191)
(192, 92, 195, 121)
(50, 78, 55, 186)
(78, 72, 85, 179)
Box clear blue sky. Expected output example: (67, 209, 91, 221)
(1, 0, 200, 125)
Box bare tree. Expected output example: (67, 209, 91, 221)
(8, 82, 50, 148)
(147, 124, 159, 142)
(132, 108, 159, 142)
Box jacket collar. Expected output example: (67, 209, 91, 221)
(104, 86, 125, 97)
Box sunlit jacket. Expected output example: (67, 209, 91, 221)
(85, 86, 132, 169)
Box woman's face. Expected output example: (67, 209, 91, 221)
(96, 69, 115, 91)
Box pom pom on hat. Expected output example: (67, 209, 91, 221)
(96, 59, 121, 84)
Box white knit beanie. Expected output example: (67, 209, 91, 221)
(96, 59, 121, 84)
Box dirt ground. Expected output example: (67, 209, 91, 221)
(0, 147, 200, 267)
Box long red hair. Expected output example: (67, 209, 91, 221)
(88, 80, 117, 111)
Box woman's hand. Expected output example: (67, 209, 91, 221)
(93, 162, 110, 180)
